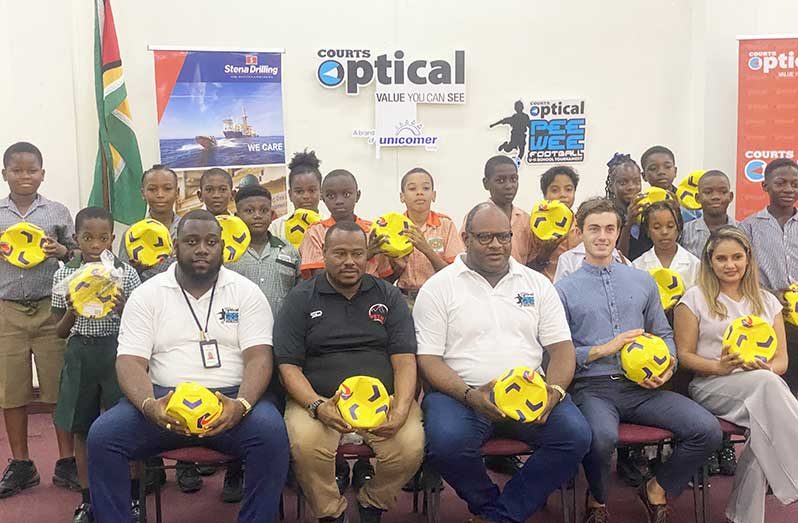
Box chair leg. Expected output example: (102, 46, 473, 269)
(139, 464, 148, 523)
(701, 464, 710, 523)
(297, 489, 306, 522)
(279, 493, 285, 521)
(692, 471, 700, 523)
(155, 474, 163, 523)
(426, 488, 441, 523)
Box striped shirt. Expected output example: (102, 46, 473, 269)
(117, 212, 180, 282)
(0, 194, 77, 301)
(51, 254, 141, 337)
(227, 234, 301, 316)
(740, 207, 798, 292)
(679, 215, 739, 259)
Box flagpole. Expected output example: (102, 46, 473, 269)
(100, 137, 110, 210)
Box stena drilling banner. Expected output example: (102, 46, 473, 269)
(736, 36, 798, 220)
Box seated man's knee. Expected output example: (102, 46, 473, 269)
(554, 406, 592, 456)
(425, 421, 477, 462)
(588, 427, 618, 460)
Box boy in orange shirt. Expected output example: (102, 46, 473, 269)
(393, 168, 464, 301)
(530, 166, 581, 281)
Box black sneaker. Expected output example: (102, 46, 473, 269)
(0, 459, 40, 498)
(130, 499, 141, 522)
(53, 456, 81, 491)
(706, 451, 721, 476)
(73, 502, 94, 523)
(616, 447, 649, 487)
(196, 464, 217, 476)
(352, 458, 374, 491)
(335, 459, 350, 494)
(358, 503, 384, 523)
(718, 440, 737, 476)
(175, 461, 202, 493)
(221, 462, 243, 503)
(484, 455, 522, 476)
(144, 457, 166, 494)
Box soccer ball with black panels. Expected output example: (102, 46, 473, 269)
(336, 376, 390, 429)
(285, 208, 321, 248)
(723, 315, 777, 364)
(125, 219, 172, 267)
(490, 367, 549, 423)
(620, 333, 672, 384)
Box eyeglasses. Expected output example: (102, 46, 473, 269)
(468, 231, 513, 245)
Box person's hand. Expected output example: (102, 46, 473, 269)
(42, 237, 68, 260)
(626, 194, 646, 225)
(367, 231, 389, 260)
(200, 392, 246, 438)
(530, 385, 561, 425)
(368, 400, 409, 439)
(603, 329, 645, 358)
(316, 391, 353, 433)
(777, 289, 790, 308)
(742, 358, 772, 372)
(403, 226, 434, 258)
(388, 254, 408, 277)
(715, 345, 744, 375)
(142, 391, 191, 436)
(466, 380, 506, 422)
(65, 291, 75, 311)
(127, 258, 147, 274)
(110, 290, 126, 315)
(640, 359, 675, 389)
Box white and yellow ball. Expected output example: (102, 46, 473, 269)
(125, 219, 172, 267)
(337, 376, 390, 429)
(490, 367, 549, 423)
(621, 333, 673, 384)
(216, 215, 251, 263)
(530, 199, 574, 241)
(676, 170, 705, 211)
(165, 382, 223, 435)
(67, 264, 120, 319)
(784, 283, 798, 327)
(648, 268, 686, 310)
(371, 212, 414, 258)
(285, 208, 321, 248)
(0, 222, 47, 269)
(723, 315, 777, 364)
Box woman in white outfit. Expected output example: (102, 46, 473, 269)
(674, 225, 798, 523)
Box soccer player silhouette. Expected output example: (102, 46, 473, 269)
(490, 100, 530, 160)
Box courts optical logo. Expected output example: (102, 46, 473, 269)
(746, 50, 798, 74)
(743, 150, 795, 182)
(316, 49, 466, 95)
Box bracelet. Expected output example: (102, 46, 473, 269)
(140, 397, 154, 413)
(463, 386, 474, 405)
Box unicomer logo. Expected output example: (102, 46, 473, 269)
(316, 49, 466, 95)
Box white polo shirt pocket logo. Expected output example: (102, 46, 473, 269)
(515, 292, 535, 307)
(218, 307, 240, 323)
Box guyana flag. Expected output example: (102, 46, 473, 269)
(89, 0, 146, 225)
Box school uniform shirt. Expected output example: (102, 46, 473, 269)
(51, 254, 141, 337)
(116, 265, 273, 389)
(680, 215, 739, 259)
(740, 207, 798, 292)
(632, 245, 701, 289)
(0, 194, 77, 301)
(397, 210, 464, 292)
(298, 216, 392, 280)
(555, 260, 675, 378)
(553, 242, 629, 283)
(678, 286, 782, 362)
(227, 234, 300, 316)
(531, 226, 582, 282)
(273, 273, 416, 398)
(413, 255, 571, 388)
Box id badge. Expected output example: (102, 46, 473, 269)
(200, 339, 222, 368)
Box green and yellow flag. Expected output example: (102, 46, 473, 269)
(89, 0, 146, 225)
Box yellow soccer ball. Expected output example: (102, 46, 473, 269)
(530, 199, 574, 241)
(0, 222, 47, 269)
(285, 208, 321, 248)
(723, 315, 777, 364)
(636, 187, 675, 223)
(371, 212, 414, 258)
(621, 333, 672, 384)
(675, 170, 705, 211)
(337, 376, 390, 429)
(216, 215, 251, 263)
(165, 382, 223, 435)
(784, 283, 798, 327)
(67, 264, 120, 319)
(648, 268, 685, 310)
(491, 367, 549, 423)
(125, 219, 172, 268)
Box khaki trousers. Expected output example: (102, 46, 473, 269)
(284, 399, 424, 519)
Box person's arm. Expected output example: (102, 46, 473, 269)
(51, 271, 76, 338)
(406, 226, 449, 272)
(489, 116, 512, 128)
(673, 303, 742, 376)
(298, 225, 325, 279)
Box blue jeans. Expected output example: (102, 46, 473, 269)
(571, 376, 722, 504)
(423, 391, 591, 523)
(87, 386, 289, 523)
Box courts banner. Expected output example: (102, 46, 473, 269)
(736, 36, 798, 220)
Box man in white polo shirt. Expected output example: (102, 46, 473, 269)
(86, 210, 289, 523)
(414, 202, 591, 523)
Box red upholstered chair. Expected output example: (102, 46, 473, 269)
(139, 447, 238, 523)
(420, 438, 577, 523)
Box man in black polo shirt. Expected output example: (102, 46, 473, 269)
(275, 221, 423, 523)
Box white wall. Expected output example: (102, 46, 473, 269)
(1, 0, 794, 224)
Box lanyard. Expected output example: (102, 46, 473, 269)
(179, 279, 217, 341)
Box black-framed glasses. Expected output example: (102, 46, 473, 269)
(468, 231, 513, 245)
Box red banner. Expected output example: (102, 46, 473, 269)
(736, 37, 798, 220)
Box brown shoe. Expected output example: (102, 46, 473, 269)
(637, 483, 672, 523)
(582, 505, 609, 523)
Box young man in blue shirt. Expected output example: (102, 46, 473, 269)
(555, 198, 721, 523)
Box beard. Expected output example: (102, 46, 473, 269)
(176, 256, 222, 284)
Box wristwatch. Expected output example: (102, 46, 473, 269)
(307, 399, 324, 419)
(550, 384, 567, 403)
(236, 397, 253, 417)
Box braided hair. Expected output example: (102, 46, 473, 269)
(640, 198, 684, 242)
(604, 152, 640, 200)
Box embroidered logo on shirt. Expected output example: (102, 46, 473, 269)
(368, 303, 389, 325)
(218, 307, 240, 323)
(515, 292, 535, 307)
(310, 310, 323, 319)
(428, 237, 444, 253)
